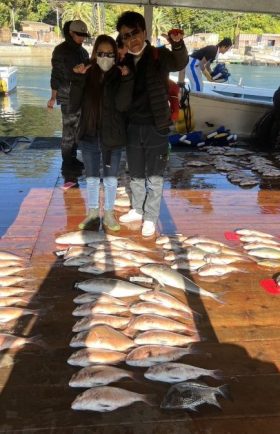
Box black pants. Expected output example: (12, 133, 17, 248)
(61, 105, 81, 161)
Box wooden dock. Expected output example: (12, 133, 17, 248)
(0, 145, 279, 433)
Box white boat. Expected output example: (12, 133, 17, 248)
(189, 90, 272, 138)
(0, 66, 17, 94)
(170, 73, 274, 137)
(202, 81, 274, 103)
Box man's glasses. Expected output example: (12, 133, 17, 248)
(121, 28, 141, 41)
(96, 52, 115, 58)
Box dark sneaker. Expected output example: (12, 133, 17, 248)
(78, 209, 100, 230)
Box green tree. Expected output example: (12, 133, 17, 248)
(61, 1, 94, 34)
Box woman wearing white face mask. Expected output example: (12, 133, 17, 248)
(69, 35, 133, 231)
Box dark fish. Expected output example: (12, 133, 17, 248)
(160, 380, 230, 411)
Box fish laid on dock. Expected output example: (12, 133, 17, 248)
(0, 333, 42, 351)
(134, 330, 200, 347)
(70, 325, 135, 351)
(69, 365, 137, 388)
(140, 264, 223, 303)
(55, 230, 121, 245)
(71, 386, 155, 412)
(67, 348, 127, 366)
(126, 345, 197, 367)
(72, 314, 131, 333)
(145, 362, 222, 383)
(74, 278, 151, 298)
(160, 380, 230, 411)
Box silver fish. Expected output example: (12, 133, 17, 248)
(160, 380, 230, 411)
(235, 228, 275, 238)
(74, 278, 151, 297)
(243, 242, 280, 251)
(73, 293, 128, 305)
(71, 386, 155, 412)
(63, 246, 95, 259)
(197, 264, 242, 277)
(171, 259, 206, 271)
(78, 263, 125, 274)
(69, 365, 137, 388)
(135, 330, 200, 347)
(248, 248, 280, 259)
(72, 314, 131, 333)
(63, 256, 93, 267)
(257, 259, 280, 268)
(67, 348, 127, 366)
(126, 345, 196, 367)
(140, 264, 223, 303)
(55, 231, 121, 245)
(145, 362, 223, 383)
(239, 236, 279, 245)
(110, 239, 152, 252)
(204, 253, 251, 265)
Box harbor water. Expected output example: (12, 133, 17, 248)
(0, 56, 279, 138)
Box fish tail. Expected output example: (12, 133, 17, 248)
(212, 369, 224, 380)
(211, 292, 225, 304)
(143, 393, 158, 407)
(27, 335, 49, 349)
(218, 384, 232, 400)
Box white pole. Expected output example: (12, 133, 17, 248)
(144, 5, 153, 41)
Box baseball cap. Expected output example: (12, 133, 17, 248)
(69, 20, 90, 37)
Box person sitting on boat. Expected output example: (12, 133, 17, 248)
(186, 37, 232, 92)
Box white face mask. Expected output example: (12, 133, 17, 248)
(96, 57, 115, 72)
(128, 41, 147, 56)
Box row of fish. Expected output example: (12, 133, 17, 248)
(0, 250, 40, 356)
(55, 227, 229, 413)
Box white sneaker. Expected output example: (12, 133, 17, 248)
(142, 220, 156, 237)
(119, 209, 143, 223)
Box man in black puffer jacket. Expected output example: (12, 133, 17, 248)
(117, 11, 188, 237)
(47, 20, 90, 171)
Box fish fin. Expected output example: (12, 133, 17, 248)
(144, 393, 158, 407)
(217, 384, 232, 401)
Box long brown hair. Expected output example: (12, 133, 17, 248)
(81, 35, 118, 135)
